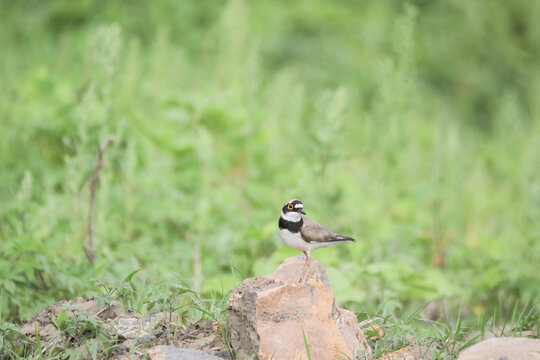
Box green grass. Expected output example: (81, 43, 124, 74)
(360, 300, 539, 359)
(0, 0, 539, 358)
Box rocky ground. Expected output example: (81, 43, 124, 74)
(14, 294, 540, 360)
(18, 296, 228, 359)
(12, 256, 539, 359)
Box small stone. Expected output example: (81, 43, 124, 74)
(147, 345, 223, 360)
(116, 318, 141, 339)
(113, 317, 155, 344)
(458, 337, 540, 360)
(98, 301, 129, 319)
(136, 333, 153, 345)
(150, 312, 179, 325)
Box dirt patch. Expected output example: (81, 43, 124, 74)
(152, 319, 227, 356)
(17, 297, 229, 359)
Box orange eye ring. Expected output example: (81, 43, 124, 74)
(287, 203, 294, 210)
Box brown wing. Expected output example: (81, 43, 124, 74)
(301, 217, 356, 243)
(301, 217, 341, 243)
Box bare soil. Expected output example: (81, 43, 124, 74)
(18, 296, 229, 359)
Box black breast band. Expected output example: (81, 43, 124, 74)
(278, 217, 303, 233)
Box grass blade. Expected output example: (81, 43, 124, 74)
(302, 327, 312, 360)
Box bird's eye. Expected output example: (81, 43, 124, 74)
(287, 203, 294, 210)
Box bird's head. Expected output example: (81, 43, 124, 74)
(281, 199, 306, 221)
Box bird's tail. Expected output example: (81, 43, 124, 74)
(330, 235, 355, 242)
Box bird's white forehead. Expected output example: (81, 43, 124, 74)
(283, 199, 304, 208)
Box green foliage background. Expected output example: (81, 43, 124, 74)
(1, 0, 539, 325)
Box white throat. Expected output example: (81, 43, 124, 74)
(281, 210, 302, 222)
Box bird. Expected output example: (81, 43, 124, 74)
(278, 199, 355, 263)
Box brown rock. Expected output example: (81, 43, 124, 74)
(227, 255, 371, 359)
(97, 301, 130, 319)
(458, 337, 540, 360)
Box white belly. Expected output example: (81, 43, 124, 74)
(279, 228, 312, 251)
(279, 227, 338, 253)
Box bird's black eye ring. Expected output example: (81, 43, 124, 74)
(287, 203, 294, 210)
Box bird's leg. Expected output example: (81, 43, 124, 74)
(297, 251, 308, 283)
(299, 251, 311, 284)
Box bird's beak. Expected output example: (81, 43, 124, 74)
(298, 209, 306, 215)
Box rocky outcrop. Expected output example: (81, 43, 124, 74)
(458, 337, 540, 360)
(227, 255, 371, 359)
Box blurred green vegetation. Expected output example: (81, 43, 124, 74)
(1, 0, 539, 328)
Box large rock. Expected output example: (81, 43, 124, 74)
(227, 255, 371, 359)
(458, 337, 540, 360)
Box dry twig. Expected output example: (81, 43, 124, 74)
(84, 136, 115, 264)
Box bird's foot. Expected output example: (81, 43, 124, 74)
(297, 252, 312, 284)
